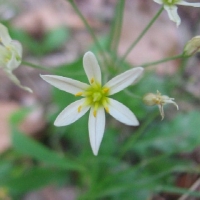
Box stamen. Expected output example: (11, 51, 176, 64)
(90, 78, 94, 84)
(102, 99, 109, 113)
(75, 92, 83, 96)
(105, 106, 109, 113)
(103, 88, 109, 93)
(93, 110, 97, 117)
(78, 105, 82, 113)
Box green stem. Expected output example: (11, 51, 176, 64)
(107, 1, 118, 51)
(119, 6, 164, 64)
(22, 60, 87, 77)
(111, 0, 125, 53)
(22, 61, 63, 74)
(140, 53, 185, 67)
(22, 61, 73, 76)
(67, 0, 107, 65)
(124, 89, 141, 100)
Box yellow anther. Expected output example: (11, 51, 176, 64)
(75, 92, 83, 96)
(90, 78, 94, 84)
(78, 105, 82, 113)
(103, 88, 109, 93)
(6, 46, 11, 51)
(93, 110, 97, 117)
(105, 106, 109, 113)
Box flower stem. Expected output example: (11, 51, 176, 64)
(22, 61, 86, 77)
(22, 61, 63, 74)
(119, 6, 164, 64)
(67, 0, 108, 65)
(140, 53, 185, 67)
(108, 0, 125, 53)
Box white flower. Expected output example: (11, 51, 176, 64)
(143, 90, 179, 120)
(0, 23, 32, 92)
(153, 0, 200, 26)
(41, 51, 144, 155)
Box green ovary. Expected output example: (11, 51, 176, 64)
(85, 82, 109, 109)
(0, 47, 11, 64)
(163, 0, 180, 5)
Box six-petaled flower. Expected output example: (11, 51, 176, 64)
(41, 51, 144, 155)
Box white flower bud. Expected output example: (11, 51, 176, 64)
(184, 36, 200, 56)
(0, 23, 32, 92)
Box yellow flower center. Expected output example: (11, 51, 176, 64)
(75, 80, 110, 117)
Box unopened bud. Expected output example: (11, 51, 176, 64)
(184, 36, 200, 56)
(143, 93, 160, 106)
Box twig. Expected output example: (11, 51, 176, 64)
(178, 177, 200, 200)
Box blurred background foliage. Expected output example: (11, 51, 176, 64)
(0, 0, 200, 200)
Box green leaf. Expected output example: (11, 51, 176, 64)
(0, 161, 13, 185)
(5, 167, 66, 195)
(9, 107, 31, 125)
(133, 111, 200, 155)
(42, 27, 69, 53)
(11, 129, 83, 171)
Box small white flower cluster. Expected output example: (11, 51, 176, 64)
(0, 23, 32, 92)
(153, 0, 200, 26)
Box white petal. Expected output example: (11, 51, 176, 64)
(7, 52, 21, 70)
(4, 70, 32, 93)
(164, 5, 181, 26)
(158, 104, 164, 120)
(153, 0, 163, 4)
(0, 23, 12, 45)
(40, 75, 89, 95)
(54, 98, 90, 126)
(89, 107, 105, 156)
(104, 67, 144, 95)
(177, 1, 200, 7)
(1, 41, 22, 70)
(164, 99, 179, 110)
(10, 40, 23, 58)
(108, 98, 139, 126)
(0, 46, 8, 68)
(83, 51, 101, 84)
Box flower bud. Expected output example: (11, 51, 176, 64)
(184, 36, 200, 56)
(143, 93, 159, 106)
